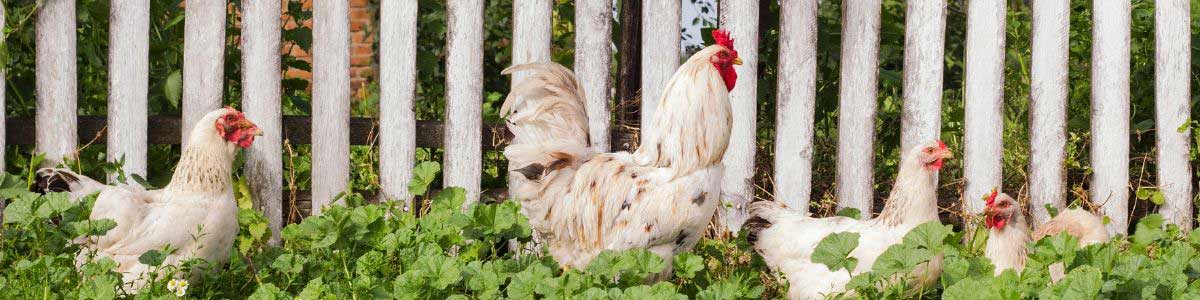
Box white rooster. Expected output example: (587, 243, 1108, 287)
(32, 107, 262, 290)
(745, 140, 952, 299)
(501, 29, 742, 273)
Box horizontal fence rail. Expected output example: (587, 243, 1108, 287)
(5, 0, 1192, 241)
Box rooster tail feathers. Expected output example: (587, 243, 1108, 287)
(31, 168, 105, 199)
(501, 62, 590, 147)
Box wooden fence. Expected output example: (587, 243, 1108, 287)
(1, 0, 1193, 240)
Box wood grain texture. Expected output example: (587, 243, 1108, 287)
(774, 0, 818, 212)
(901, 0, 945, 157)
(380, 0, 418, 208)
(312, 0, 351, 215)
(575, 0, 612, 152)
(1028, 0, 1070, 227)
(446, 0, 485, 205)
(511, 0, 552, 83)
(36, 0, 78, 166)
(182, 0, 226, 148)
(963, 0, 1006, 215)
(242, 0, 284, 242)
(718, 0, 759, 232)
(1154, 0, 1192, 230)
(1091, 0, 1131, 235)
(835, 0, 881, 216)
(107, 0, 149, 182)
(640, 0, 681, 134)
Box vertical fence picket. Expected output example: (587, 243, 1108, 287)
(836, 0, 881, 215)
(36, 0, 78, 166)
(242, 0, 283, 241)
(1028, 0, 1070, 227)
(901, 0, 945, 161)
(311, 0, 351, 214)
(108, 0, 149, 182)
(575, 0, 612, 152)
(182, 0, 226, 148)
(445, 0, 484, 204)
(380, 0, 418, 207)
(640, 0, 680, 134)
(963, 0, 1006, 215)
(1091, 0, 1131, 235)
(774, 0, 818, 212)
(718, 0, 759, 232)
(1154, 0, 1192, 230)
(511, 0, 552, 83)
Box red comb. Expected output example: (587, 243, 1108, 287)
(985, 188, 999, 206)
(937, 140, 947, 150)
(712, 29, 735, 49)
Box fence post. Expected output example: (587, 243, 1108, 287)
(1091, 0, 1131, 235)
(836, 0, 881, 216)
(774, 0, 818, 213)
(311, 0, 351, 214)
(1154, 0, 1192, 231)
(380, 0, 418, 207)
(36, 0, 78, 166)
(511, 0, 552, 83)
(718, 0, 759, 232)
(242, 0, 283, 242)
(901, 0, 945, 165)
(182, 0, 226, 148)
(576, 0, 613, 152)
(640, 0, 680, 134)
(445, 0, 484, 205)
(963, 0, 1006, 216)
(108, 0, 149, 182)
(1028, 0, 1070, 227)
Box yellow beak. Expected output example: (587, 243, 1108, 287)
(733, 57, 743, 65)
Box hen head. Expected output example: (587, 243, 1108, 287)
(708, 29, 742, 91)
(915, 140, 953, 171)
(984, 189, 1017, 230)
(213, 107, 263, 149)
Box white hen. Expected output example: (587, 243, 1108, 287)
(746, 140, 952, 299)
(32, 107, 262, 290)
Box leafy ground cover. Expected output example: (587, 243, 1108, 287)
(4, 162, 1200, 299)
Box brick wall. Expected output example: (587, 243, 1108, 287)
(282, 0, 376, 94)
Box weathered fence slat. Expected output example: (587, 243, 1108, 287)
(836, 0, 881, 216)
(242, 0, 284, 242)
(311, 0, 351, 215)
(901, 0, 945, 166)
(380, 1, 419, 207)
(1028, 0, 1070, 227)
(36, 0, 78, 166)
(511, 0, 552, 84)
(1091, 0, 1132, 235)
(445, 0, 485, 205)
(575, 0, 613, 152)
(181, 0, 226, 148)
(1154, 0, 1192, 230)
(718, 0, 759, 232)
(108, 0, 149, 182)
(640, 0, 681, 134)
(963, 0, 1006, 215)
(774, 0, 818, 212)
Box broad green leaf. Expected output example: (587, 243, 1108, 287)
(408, 161, 442, 196)
(903, 221, 953, 251)
(672, 253, 704, 279)
(811, 232, 860, 272)
(872, 244, 933, 277)
(1133, 214, 1167, 246)
(164, 70, 183, 109)
(137, 249, 166, 267)
(836, 207, 862, 219)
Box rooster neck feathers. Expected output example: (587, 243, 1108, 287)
(166, 110, 239, 195)
(875, 148, 940, 226)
